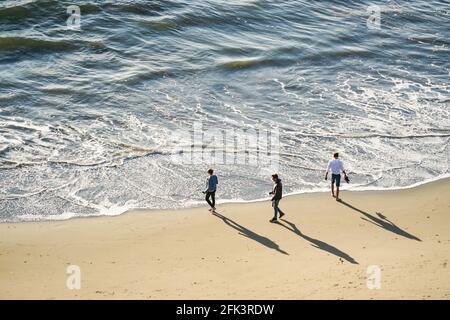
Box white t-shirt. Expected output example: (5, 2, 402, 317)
(327, 159, 344, 175)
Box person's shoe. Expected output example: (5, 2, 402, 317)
(269, 218, 277, 223)
(279, 212, 285, 219)
(208, 208, 213, 211)
(336, 198, 341, 202)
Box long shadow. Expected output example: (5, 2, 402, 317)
(212, 212, 288, 255)
(276, 219, 358, 264)
(339, 200, 421, 241)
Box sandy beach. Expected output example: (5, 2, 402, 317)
(1, 178, 449, 300)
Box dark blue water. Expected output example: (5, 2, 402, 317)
(0, 0, 449, 221)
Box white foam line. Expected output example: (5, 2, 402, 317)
(214, 173, 450, 205)
(3, 174, 450, 223)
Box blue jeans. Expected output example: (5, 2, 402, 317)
(272, 199, 284, 219)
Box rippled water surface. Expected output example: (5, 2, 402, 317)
(0, 0, 449, 221)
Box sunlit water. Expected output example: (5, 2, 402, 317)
(0, 0, 449, 222)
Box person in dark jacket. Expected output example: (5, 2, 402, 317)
(203, 168, 218, 212)
(269, 174, 285, 223)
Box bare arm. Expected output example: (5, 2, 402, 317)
(325, 161, 330, 180)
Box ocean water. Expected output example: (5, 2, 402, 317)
(0, 0, 449, 222)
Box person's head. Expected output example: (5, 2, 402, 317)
(207, 168, 214, 175)
(333, 152, 339, 159)
(271, 174, 278, 182)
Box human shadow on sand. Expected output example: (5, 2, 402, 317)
(275, 219, 358, 264)
(213, 212, 288, 255)
(338, 200, 421, 241)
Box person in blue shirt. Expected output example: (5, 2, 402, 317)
(203, 168, 218, 212)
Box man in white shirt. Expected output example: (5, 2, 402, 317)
(325, 152, 348, 201)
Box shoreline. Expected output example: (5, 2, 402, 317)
(1, 177, 449, 299)
(4, 174, 450, 224)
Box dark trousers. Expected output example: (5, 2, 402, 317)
(205, 191, 216, 208)
(331, 173, 341, 187)
(272, 199, 284, 219)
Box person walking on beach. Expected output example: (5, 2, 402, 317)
(203, 168, 218, 212)
(325, 152, 348, 201)
(269, 174, 285, 223)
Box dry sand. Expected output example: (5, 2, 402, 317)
(1, 178, 449, 299)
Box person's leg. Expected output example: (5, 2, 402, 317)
(205, 192, 214, 209)
(211, 191, 216, 209)
(278, 202, 285, 218)
(274, 200, 280, 219)
(331, 179, 335, 197)
(271, 200, 278, 221)
(335, 174, 341, 201)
